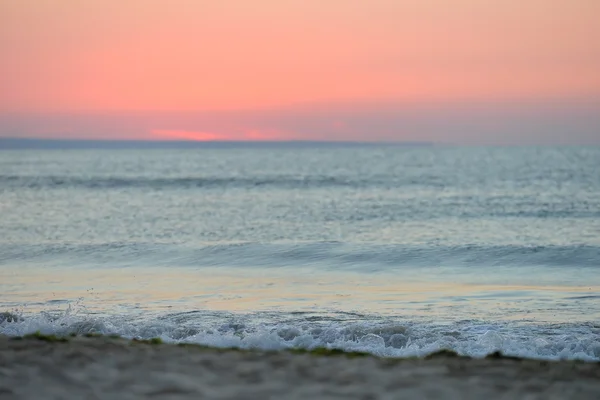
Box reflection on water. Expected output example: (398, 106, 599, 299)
(2, 266, 598, 323)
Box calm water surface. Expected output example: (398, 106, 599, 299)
(1, 145, 599, 359)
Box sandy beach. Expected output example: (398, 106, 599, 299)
(0, 335, 598, 399)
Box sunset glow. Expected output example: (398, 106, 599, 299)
(1, 0, 599, 144)
(151, 129, 292, 141)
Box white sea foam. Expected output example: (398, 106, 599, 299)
(2, 306, 599, 361)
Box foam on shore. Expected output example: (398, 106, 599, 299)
(2, 308, 599, 361)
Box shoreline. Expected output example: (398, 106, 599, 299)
(1, 335, 599, 399)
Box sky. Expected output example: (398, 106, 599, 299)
(1, 0, 599, 144)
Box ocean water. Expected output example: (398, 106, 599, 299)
(1, 145, 599, 360)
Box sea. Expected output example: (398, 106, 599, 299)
(1, 143, 599, 360)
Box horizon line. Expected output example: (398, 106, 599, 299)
(0, 137, 434, 149)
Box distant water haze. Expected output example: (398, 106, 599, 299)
(1, 100, 599, 145)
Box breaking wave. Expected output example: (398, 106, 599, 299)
(1, 307, 599, 361)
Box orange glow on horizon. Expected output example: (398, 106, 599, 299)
(151, 129, 293, 141)
(151, 130, 229, 141)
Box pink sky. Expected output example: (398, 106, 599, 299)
(1, 0, 599, 144)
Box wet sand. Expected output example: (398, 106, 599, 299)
(0, 335, 599, 399)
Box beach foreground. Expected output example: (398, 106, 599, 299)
(0, 335, 598, 399)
